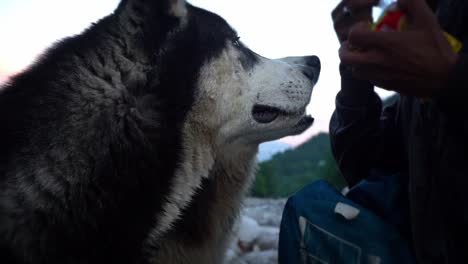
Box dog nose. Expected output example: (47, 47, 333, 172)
(304, 55, 321, 70)
(301, 55, 320, 83)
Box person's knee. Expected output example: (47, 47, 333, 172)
(286, 180, 336, 210)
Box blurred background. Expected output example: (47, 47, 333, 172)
(0, 1, 396, 263)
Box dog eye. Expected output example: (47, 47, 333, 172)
(233, 37, 241, 47)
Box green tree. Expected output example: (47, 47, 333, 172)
(252, 160, 275, 197)
(251, 133, 346, 197)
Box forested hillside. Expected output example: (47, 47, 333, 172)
(252, 133, 346, 197)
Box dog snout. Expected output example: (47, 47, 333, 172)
(301, 55, 320, 83)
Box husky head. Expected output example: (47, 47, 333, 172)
(117, 0, 320, 150)
(199, 54, 320, 147)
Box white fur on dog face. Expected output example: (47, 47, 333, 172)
(195, 42, 316, 147)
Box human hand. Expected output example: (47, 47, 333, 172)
(332, 0, 378, 44)
(339, 0, 458, 97)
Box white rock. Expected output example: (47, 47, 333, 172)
(242, 198, 286, 227)
(225, 198, 285, 264)
(225, 248, 239, 263)
(236, 250, 278, 264)
(238, 216, 260, 245)
(256, 226, 280, 250)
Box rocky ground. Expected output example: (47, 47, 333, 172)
(225, 198, 287, 264)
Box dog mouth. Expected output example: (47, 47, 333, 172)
(252, 104, 314, 128)
(294, 115, 315, 132)
(252, 105, 282, 124)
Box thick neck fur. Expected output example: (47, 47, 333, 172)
(146, 115, 258, 240)
(138, 94, 258, 262)
(150, 138, 258, 264)
(146, 120, 216, 241)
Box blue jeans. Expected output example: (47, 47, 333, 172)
(278, 179, 415, 264)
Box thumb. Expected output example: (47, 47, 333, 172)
(397, 0, 438, 28)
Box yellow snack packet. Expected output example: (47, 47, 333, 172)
(373, 3, 462, 53)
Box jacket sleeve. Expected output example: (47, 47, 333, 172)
(435, 54, 468, 114)
(329, 64, 407, 187)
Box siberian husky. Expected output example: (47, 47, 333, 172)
(0, 0, 320, 263)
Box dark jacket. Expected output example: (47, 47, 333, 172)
(329, 1, 468, 263)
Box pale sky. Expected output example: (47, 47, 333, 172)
(0, 0, 392, 146)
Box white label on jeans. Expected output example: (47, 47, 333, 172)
(367, 255, 382, 264)
(334, 202, 360, 220)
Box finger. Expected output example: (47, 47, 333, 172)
(339, 42, 387, 66)
(354, 65, 431, 96)
(331, 0, 351, 20)
(333, 2, 375, 42)
(397, 0, 438, 28)
(353, 65, 410, 81)
(346, 0, 379, 14)
(332, 0, 376, 21)
(347, 22, 382, 49)
(352, 66, 420, 95)
(348, 23, 407, 49)
(333, 10, 373, 31)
